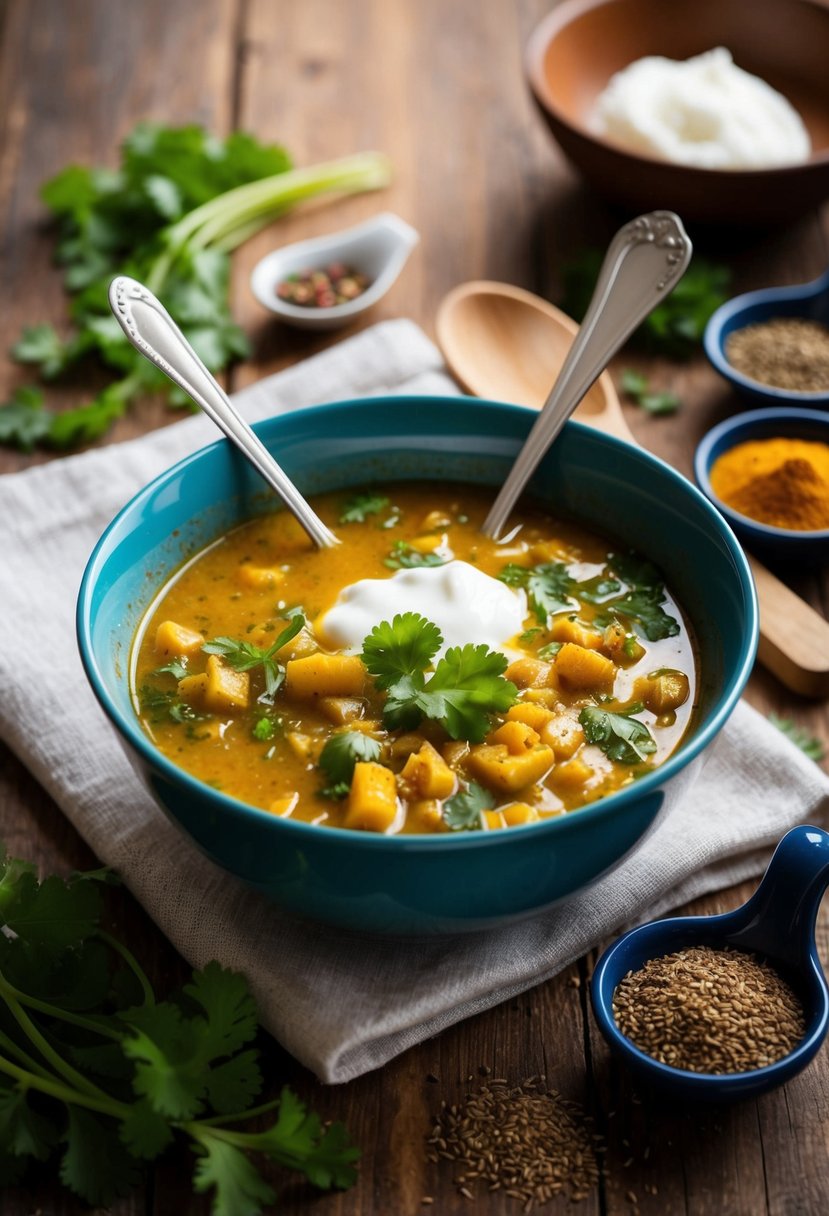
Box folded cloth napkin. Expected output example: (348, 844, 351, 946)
(1, 319, 827, 1084)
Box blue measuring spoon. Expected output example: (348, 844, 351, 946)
(591, 825, 829, 1101)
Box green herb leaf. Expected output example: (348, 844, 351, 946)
(384, 540, 445, 569)
(0, 1085, 58, 1160)
(154, 658, 189, 680)
(620, 368, 681, 415)
(601, 589, 679, 642)
(318, 732, 382, 786)
(203, 615, 304, 703)
(499, 561, 575, 622)
(183, 960, 259, 1059)
(769, 714, 825, 761)
(60, 1107, 144, 1207)
(442, 781, 493, 831)
(339, 492, 390, 523)
(412, 644, 517, 742)
(361, 613, 443, 690)
(0, 386, 52, 451)
(192, 1134, 276, 1216)
(579, 705, 657, 764)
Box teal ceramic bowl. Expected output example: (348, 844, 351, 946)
(77, 396, 758, 934)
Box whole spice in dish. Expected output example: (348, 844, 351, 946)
(709, 435, 829, 530)
(613, 945, 805, 1073)
(427, 1078, 600, 1206)
(725, 317, 829, 392)
(276, 262, 370, 308)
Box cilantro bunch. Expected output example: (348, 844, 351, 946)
(360, 613, 518, 741)
(0, 846, 358, 1212)
(0, 124, 391, 450)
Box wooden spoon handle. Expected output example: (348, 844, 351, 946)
(748, 556, 829, 698)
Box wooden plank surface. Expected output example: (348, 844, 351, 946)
(0, 1, 827, 1213)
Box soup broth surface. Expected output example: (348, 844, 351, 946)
(133, 482, 697, 834)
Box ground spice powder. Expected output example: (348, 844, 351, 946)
(613, 945, 805, 1073)
(710, 435, 829, 530)
(427, 1078, 600, 1207)
(725, 317, 829, 392)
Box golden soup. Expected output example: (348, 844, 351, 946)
(132, 482, 697, 834)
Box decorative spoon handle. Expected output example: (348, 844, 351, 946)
(108, 276, 339, 550)
(481, 211, 692, 538)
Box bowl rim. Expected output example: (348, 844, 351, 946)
(76, 395, 759, 851)
(703, 285, 829, 404)
(694, 405, 829, 541)
(524, 0, 829, 178)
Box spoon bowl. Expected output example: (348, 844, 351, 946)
(704, 265, 829, 406)
(591, 825, 829, 1101)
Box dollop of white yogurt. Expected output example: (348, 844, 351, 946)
(317, 560, 527, 656)
(592, 47, 811, 170)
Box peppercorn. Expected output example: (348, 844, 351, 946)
(276, 263, 371, 308)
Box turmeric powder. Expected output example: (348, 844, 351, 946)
(710, 436, 829, 531)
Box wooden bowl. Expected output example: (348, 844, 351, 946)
(525, 0, 829, 226)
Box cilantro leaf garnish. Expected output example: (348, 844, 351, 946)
(362, 617, 518, 742)
(154, 657, 189, 680)
(361, 613, 442, 690)
(339, 492, 390, 523)
(579, 704, 657, 764)
(0, 844, 360, 1210)
(1, 126, 390, 450)
(769, 714, 825, 761)
(318, 731, 382, 787)
(442, 781, 493, 831)
(384, 540, 446, 569)
(499, 561, 575, 623)
(600, 589, 679, 642)
(620, 368, 681, 415)
(203, 614, 304, 702)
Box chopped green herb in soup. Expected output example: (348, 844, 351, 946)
(133, 483, 697, 834)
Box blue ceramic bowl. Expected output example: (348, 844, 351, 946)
(703, 267, 829, 408)
(77, 396, 758, 934)
(591, 826, 829, 1102)
(695, 406, 829, 563)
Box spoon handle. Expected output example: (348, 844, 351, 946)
(109, 276, 339, 550)
(481, 211, 692, 538)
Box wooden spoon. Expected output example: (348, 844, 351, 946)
(436, 280, 829, 698)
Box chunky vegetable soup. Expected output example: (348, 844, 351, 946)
(133, 483, 697, 834)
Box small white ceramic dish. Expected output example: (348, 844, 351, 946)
(250, 211, 419, 331)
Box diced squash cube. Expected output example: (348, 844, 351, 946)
(286, 731, 315, 762)
(487, 720, 540, 754)
(552, 755, 594, 790)
(522, 687, 559, 708)
(155, 620, 204, 658)
(554, 643, 616, 692)
(269, 793, 299, 818)
(420, 509, 452, 531)
(410, 532, 446, 553)
(549, 618, 604, 650)
(602, 622, 646, 666)
(284, 653, 366, 699)
(507, 703, 555, 732)
(391, 732, 428, 760)
(319, 696, 365, 725)
(504, 656, 552, 689)
(442, 740, 470, 769)
(238, 563, 284, 589)
(540, 712, 585, 761)
(482, 809, 506, 831)
(467, 742, 555, 794)
(406, 798, 444, 832)
(347, 719, 384, 736)
(502, 802, 541, 826)
(634, 669, 690, 714)
(249, 621, 318, 661)
(400, 741, 457, 799)
(178, 654, 249, 713)
(345, 762, 399, 832)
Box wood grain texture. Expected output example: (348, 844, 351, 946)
(0, 1, 827, 1213)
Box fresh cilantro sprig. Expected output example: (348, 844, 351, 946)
(0, 844, 359, 1212)
(580, 703, 657, 764)
(202, 615, 304, 704)
(138, 683, 207, 725)
(442, 781, 493, 831)
(318, 731, 382, 798)
(562, 250, 730, 358)
(361, 613, 518, 741)
(499, 561, 575, 623)
(620, 369, 681, 416)
(0, 124, 391, 450)
(339, 492, 390, 524)
(769, 714, 825, 762)
(384, 540, 445, 570)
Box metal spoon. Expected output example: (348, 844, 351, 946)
(480, 210, 692, 537)
(108, 276, 339, 549)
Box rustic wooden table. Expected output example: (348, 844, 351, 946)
(1, 2, 827, 1213)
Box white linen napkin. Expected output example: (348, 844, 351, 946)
(1, 319, 827, 1083)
